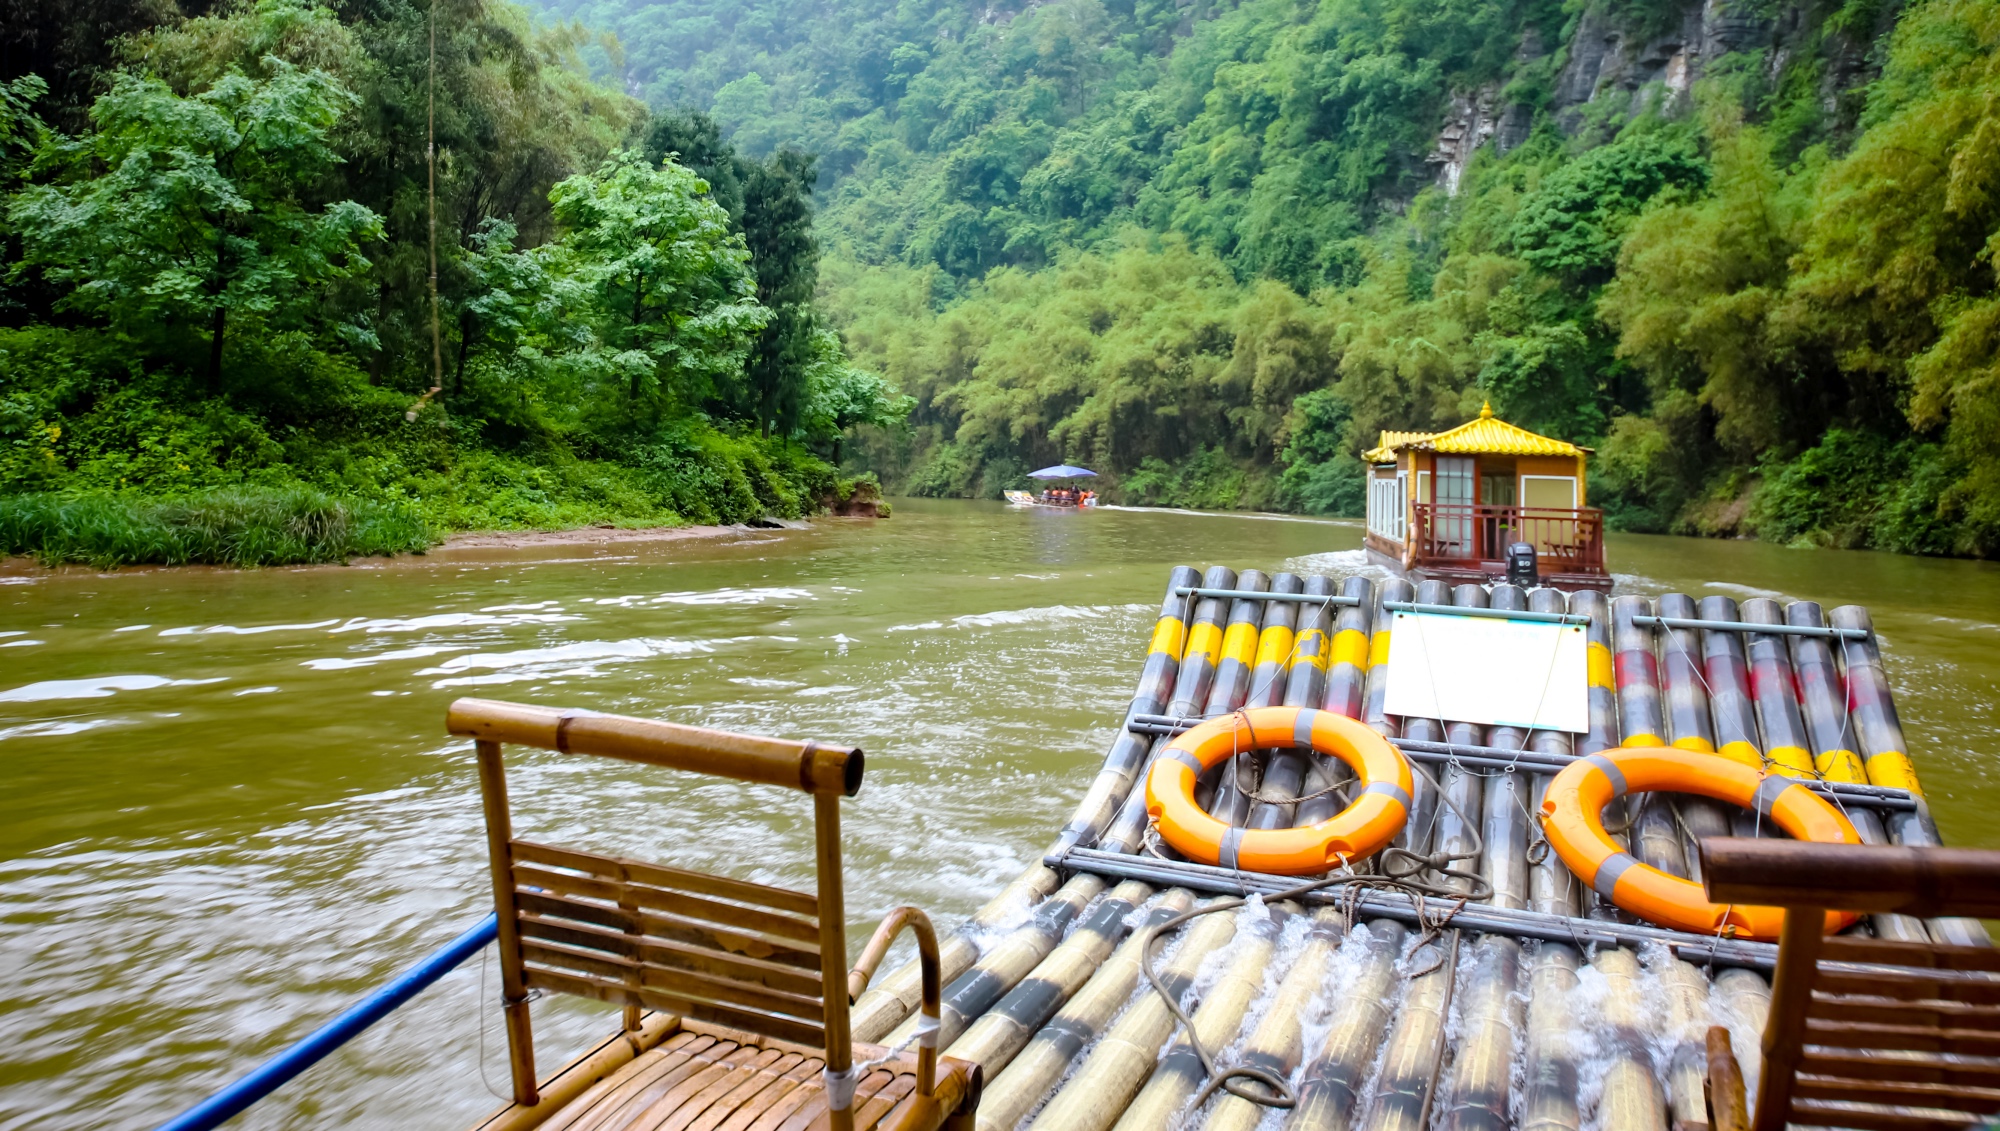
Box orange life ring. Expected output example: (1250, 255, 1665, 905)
(1540, 746, 1862, 940)
(1144, 706, 1413, 876)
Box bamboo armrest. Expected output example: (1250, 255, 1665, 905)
(449, 698, 862, 795)
(848, 906, 942, 1098)
(1699, 837, 2000, 918)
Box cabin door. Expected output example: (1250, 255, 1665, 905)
(1434, 456, 1475, 557)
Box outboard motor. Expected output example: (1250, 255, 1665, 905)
(1506, 541, 1539, 588)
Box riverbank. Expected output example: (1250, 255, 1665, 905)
(0, 475, 887, 570)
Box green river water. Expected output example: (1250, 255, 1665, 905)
(3, 497, 1999, 1130)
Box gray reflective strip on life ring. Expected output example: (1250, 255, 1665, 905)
(1582, 753, 1628, 798)
(1163, 749, 1204, 776)
(1363, 780, 1412, 810)
(1219, 826, 1246, 870)
(1752, 775, 1794, 819)
(1592, 852, 1640, 900)
(1293, 708, 1320, 749)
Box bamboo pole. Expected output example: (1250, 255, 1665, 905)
(1101, 567, 1238, 854)
(1518, 941, 1581, 1131)
(476, 739, 540, 1106)
(1110, 903, 1294, 1131)
(1252, 575, 1337, 830)
(1200, 907, 1346, 1131)
(976, 892, 1201, 1131)
(1363, 577, 1413, 739)
(1049, 565, 1203, 858)
(1438, 934, 1523, 1131)
(1589, 946, 1667, 1131)
(1024, 908, 1240, 1131)
(1830, 604, 1992, 946)
(1528, 588, 1581, 920)
(1657, 956, 1712, 1131)
(1429, 583, 1490, 896)
(883, 874, 1105, 1050)
(1786, 601, 1929, 941)
(1750, 908, 1821, 1131)
(1654, 593, 1735, 885)
(448, 700, 861, 796)
(1285, 919, 1408, 1131)
(1696, 596, 1764, 777)
(1296, 576, 1378, 829)
(946, 883, 1183, 1076)
(1200, 570, 1272, 823)
(1740, 599, 1817, 776)
(1391, 579, 1454, 859)
(814, 789, 855, 1131)
(850, 865, 1061, 1042)
(1481, 583, 1530, 910)
(1354, 928, 1457, 1131)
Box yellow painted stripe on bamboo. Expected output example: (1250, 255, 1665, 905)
(1865, 750, 1925, 796)
(1588, 643, 1615, 690)
(1292, 629, 1330, 670)
(1813, 748, 1867, 784)
(1716, 740, 1762, 769)
(1183, 622, 1222, 667)
(1367, 631, 1392, 669)
(1148, 617, 1186, 659)
(1764, 745, 1815, 777)
(1220, 621, 1260, 668)
(1672, 736, 1715, 753)
(1254, 626, 1296, 671)
(1331, 629, 1370, 671)
(1621, 733, 1663, 748)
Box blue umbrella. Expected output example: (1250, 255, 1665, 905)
(1028, 464, 1097, 479)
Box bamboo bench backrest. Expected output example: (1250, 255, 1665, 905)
(448, 697, 864, 1110)
(1701, 837, 2000, 1131)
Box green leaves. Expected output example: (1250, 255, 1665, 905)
(9, 62, 380, 379)
(543, 149, 768, 413)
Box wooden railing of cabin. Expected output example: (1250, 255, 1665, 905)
(1409, 502, 1607, 573)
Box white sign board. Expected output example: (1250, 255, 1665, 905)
(1381, 611, 1588, 733)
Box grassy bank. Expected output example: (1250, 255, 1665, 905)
(0, 489, 431, 568)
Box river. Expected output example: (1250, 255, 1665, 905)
(2, 497, 1997, 1130)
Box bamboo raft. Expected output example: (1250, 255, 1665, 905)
(465, 564, 1990, 1131)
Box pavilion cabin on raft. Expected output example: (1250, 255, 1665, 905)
(1363, 403, 1609, 592)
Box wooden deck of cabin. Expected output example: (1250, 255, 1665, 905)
(1366, 502, 1610, 592)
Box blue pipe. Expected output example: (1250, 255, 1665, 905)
(155, 913, 499, 1131)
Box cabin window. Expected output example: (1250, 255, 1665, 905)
(1520, 475, 1577, 510)
(1369, 472, 1405, 540)
(1432, 457, 1475, 556)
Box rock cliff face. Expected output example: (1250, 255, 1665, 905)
(1427, 0, 1890, 194)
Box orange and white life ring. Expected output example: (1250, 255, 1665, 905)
(1144, 706, 1412, 876)
(1540, 746, 1862, 940)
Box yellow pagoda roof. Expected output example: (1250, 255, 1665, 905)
(1362, 403, 1588, 462)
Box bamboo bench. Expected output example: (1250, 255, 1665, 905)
(1700, 837, 2000, 1131)
(449, 698, 981, 1131)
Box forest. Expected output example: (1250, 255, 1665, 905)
(3, 0, 1997, 561)
(549, 0, 2000, 554)
(0, 0, 905, 564)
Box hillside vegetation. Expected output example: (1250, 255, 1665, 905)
(551, 0, 2000, 553)
(0, 0, 903, 565)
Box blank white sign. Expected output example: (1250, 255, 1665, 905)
(1381, 611, 1589, 733)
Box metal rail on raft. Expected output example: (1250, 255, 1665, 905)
(1380, 600, 1591, 625)
(1123, 714, 1921, 811)
(1175, 586, 1362, 605)
(1631, 614, 1871, 641)
(154, 914, 498, 1131)
(1051, 846, 1785, 970)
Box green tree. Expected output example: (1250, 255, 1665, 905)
(541, 149, 767, 419)
(10, 61, 381, 385)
